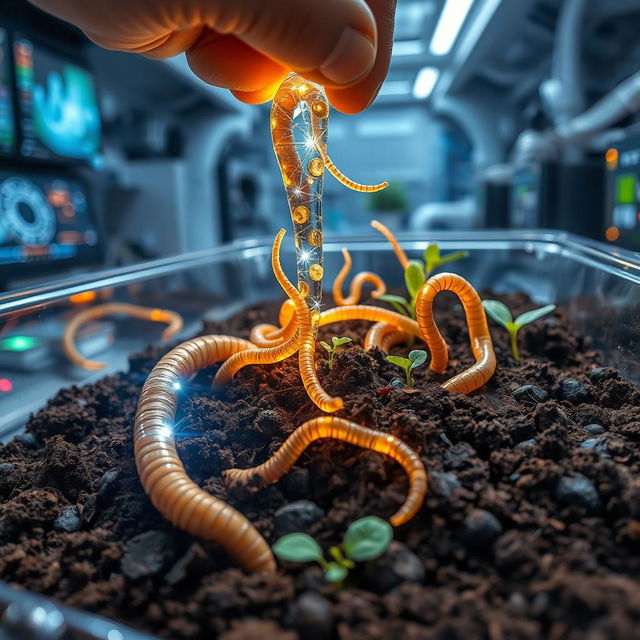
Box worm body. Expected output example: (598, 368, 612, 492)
(370, 220, 410, 270)
(134, 334, 276, 573)
(224, 417, 427, 527)
(333, 247, 386, 306)
(415, 273, 496, 393)
(63, 303, 183, 370)
(365, 322, 411, 352)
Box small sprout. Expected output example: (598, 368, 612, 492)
(482, 300, 556, 361)
(386, 350, 428, 388)
(424, 243, 468, 276)
(320, 336, 352, 370)
(272, 515, 392, 585)
(377, 294, 413, 318)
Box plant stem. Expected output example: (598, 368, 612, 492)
(509, 328, 520, 361)
(406, 368, 413, 388)
(329, 351, 335, 370)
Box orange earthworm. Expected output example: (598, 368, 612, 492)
(63, 302, 183, 370)
(415, 272, 496, 393)
(370, 220, 410, 270)
(333, 247, 386, 306)
(224, 416, 427, 527)
(250, 300, 296, 347)
(213, 229, 308, 385)
(364, 322, 413, 352)
(134, 334, 277, 573)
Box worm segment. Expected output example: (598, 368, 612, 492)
(333, 247, 386, 306)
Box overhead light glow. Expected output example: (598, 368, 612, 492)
(378, 80, 412, 97)
(392, 40, 425, 57)
(413, 67, 440, 99)
(430, 0, 475, 56)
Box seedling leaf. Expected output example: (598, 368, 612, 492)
(482, 300, 513, 328)
(514, 304, 556, 327)
(408, 350, 427, 369)
(424, 243, 440, 267)
(378, 294, 411, 317)
(320, 341, 332, 352)
(332, 336, 352, 347)
(386, 355, 411, 370)
(405, 261, 426, 299)
(324, 563, 349, 583)
(343, 516, 393, 562)
(273, 533, 323, 563)
(437, 250, 469, 267)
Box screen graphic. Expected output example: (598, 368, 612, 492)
(0, 28, 15, 155)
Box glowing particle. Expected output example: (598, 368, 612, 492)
(70, 291, 97, 304)
(308, 158, 324, 177)
(0, 378, 12, 392)
(605, 226, 620, 242)
(312, 100, 329, 118)
(292, 205, 310, 224)
(308, 263, 323, 281)
(605, 148, 618, 168)
(308, 230, 322, 247)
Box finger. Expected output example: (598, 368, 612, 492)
(186, 31, 288, 94)
(325, 0, 397, 113)
(29, 0, 379, 89)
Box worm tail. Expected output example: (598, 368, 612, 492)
(323, 153, 388, 193)
(224, 416, 427, 527)
(333, 247, 386, 306)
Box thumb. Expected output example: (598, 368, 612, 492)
(28, 0, 378, 89)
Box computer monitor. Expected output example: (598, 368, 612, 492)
(13, 35, 102, 166)
(0, 27, 16, 156)
(0, 170, 102, 273)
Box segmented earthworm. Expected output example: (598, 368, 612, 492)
(63, 303, 183, 370)
(250, 300, 296, 347)
(134, 333, 277, 573)
(224, 416, 427, 527)
(370, 220, 410, 270)
(415, 273, 496, 393)
(364, 322, 412, 352)
(213, 229, 308, 385)
(333, 247, 386, 306)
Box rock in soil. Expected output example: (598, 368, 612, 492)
(559, 378, 590, 404)
(121, 530, 176, 579)
(53, 506, 82, 533)
(459, 509, 503, 549)
(364, 541, 425, 593)
(513, 384, 548, 404)
(555, 474, 602, 513)
(583, 423, 606, 436)
(287, 591, 333, 640)
(274, 500, 324, 538)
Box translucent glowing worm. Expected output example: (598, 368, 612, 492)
(63, 303, 183, 370)
(133, 334, 277, 573)
(333, 247, 386, 306)
(415, 273, 496, 393)
(224, 416, 427, 527)
(370, 219, 409, 270)
(269, 73, 388, 412)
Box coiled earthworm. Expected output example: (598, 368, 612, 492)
(134, 334, 277, 573)
(250, 300, 296, 347)
(224, 416, 427, 527)
(213, 229, 308, 385)
(370, 220, 410, 270)
(364, 322, 412, 352)
(415, 272, 496, 393)
(333, 247, 386, 306)
(63, 302, 183, 370)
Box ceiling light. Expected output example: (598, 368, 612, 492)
(413, 67, 440, 99)
(392, 40, 425, 57)
(378, 80, 412, 96)
(430, 0, 475, 56)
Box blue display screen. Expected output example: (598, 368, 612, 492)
(14, 37, 102, 165)
(0, 27, 15, 155)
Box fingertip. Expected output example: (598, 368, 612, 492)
(231, 73, 287, 104)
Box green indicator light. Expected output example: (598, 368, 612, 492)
(616, 174, 636, 205)
(0, 335, 40, 352)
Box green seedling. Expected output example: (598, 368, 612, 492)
(379, 244, 468, 319)
(320, 336, 352, 370)
(273, 515, 393, 585)
(482, 300, 556, 361)
(386, 349, 428, 388)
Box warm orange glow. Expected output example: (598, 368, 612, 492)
(605, 148, 619, 167)
(63, 303, 183, 369)
(224, 417, 427, 527)
(333, 247, 387, 306)
(69, 291, 97, 304)
(606, 226, 621, 242)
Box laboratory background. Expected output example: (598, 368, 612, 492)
(1, 0, 640, 639)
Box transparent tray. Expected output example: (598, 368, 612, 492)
(0, 230, 639, 638)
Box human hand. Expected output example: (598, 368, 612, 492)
(28, 0, 397, 113)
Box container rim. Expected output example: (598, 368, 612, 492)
(1, 230, 639, 317)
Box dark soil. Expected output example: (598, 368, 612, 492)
(2, 291, 640, 640)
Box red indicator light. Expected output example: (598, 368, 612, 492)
(0, 378, 13, 392)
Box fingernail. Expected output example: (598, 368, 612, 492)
(321, 27, 375, 85)
(365, 80, 384, 109)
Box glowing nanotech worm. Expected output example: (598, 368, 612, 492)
(224, 416, 427, 527)
(333, 247, 386, 306)
(63, 303, 183, 370)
